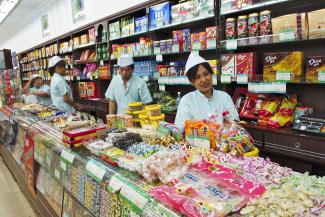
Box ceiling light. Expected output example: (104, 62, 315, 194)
(0, 0, 19, 24)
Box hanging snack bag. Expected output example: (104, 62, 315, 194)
(258, 96, 282, 117)
(278, 94, 297, 116)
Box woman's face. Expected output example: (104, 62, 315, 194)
(191, 65, 213, 94)
(33, 78, 43, 88)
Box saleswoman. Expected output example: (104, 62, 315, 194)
(175, 53, 239, 130)
(22, 74, 52, 106)
(49, 56, 81, 113)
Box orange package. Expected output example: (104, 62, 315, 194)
(258, 96, 282, 118)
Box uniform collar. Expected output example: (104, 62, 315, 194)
(196, 88, 215, 102)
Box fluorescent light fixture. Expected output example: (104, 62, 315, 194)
(0, 0, 19, 24)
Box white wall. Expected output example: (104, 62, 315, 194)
(0, 0, 148, 53)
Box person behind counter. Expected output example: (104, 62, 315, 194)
(175, 52, 239, 130)
(49, 56, 82, 113)
(105, 54, 153, 114)
(22, 74, 52, 106)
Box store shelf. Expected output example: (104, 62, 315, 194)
(96, 41, 108, 45)
(73, 42, 96, 51)
(73, 59, 97, 65)
(220, 34, 325, 50)
(59, 50, 73, 55)
(109, 31, 147, 42)
(220, 0, 294, 15)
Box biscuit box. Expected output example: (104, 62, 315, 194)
(171, 1, 194, 24)
(236, 53, 256, 80)
(135, 16, 148, 33)
(306, 56, 325, 83)
(263, 51, 303, 82)
(221, 54, 236, 76)
(149, 2, 173, 30)
(308, 9, 325, 39)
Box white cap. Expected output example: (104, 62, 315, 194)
(185, 52, 208, 75)
(31, 74, 42, 80)
(48, 56, 63, 68)
(117, 54, 134, 67)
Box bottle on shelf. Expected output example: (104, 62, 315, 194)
(176, 92, 181, 109)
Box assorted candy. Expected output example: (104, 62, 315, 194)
(127, 143, 161, 157)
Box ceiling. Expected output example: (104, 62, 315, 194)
(0, 0, 56, 44)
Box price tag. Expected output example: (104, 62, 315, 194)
(156, 54, 163, 62)
(154, 47, 161, 55)
(279, 31, 295, 41)
(120, 181, 149, 211)
(143, 76, 149, 82)
(226, 40, 237, 50)
(207, 40, 216, 49)
(276, 71, 291, 81)
(221, 74, 232, 83)
(159, 84, 166, 91)
(61, 149, 75, 164)
(172, 44, 180, 53)
(86, 159, 107, 182)
(108, 174, 124, 193)
(236, 74, 248, 84)
(318, 71, 325, 82)
(100, 60, 104, 66)
(193, 137, 210, 149)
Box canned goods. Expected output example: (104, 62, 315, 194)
(260, 10, 272, 36)
(248, 13, 259, 37)
(237, 15, 248, 38)
(226, 18, 237, 39)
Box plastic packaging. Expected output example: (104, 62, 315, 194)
(145, 104, 161, 116)
(128, 102, 143, 111)
(149, 114, 165, 127)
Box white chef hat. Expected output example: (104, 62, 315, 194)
(185, 52, 208, 75)
(48, 56, 64, 68)
(31, 74, 42, 80)
(117, 54, 134, 67)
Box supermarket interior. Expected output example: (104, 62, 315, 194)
(1, 0, 325, 216)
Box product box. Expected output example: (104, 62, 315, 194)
(149, 2, 173, 30)
(193, 0, 214, 17)
(206, 26, 217, 48)
(171, 1, 194, 24)
(183, 29, 191, 52)
(121, 17, 135, 37)
(236, 53, 256, 80)
(135, 16, 148, 33)
(308, 9, 325, 39)
(172, 30, 184, 52)
(271, 13, 308, 42)
(80, 34, 89, 45)
(231, 0, 252, 11)
(208, 59, 218, 74)
(109, 21, 121, 40)
(263, 51, 303, 82)
(306, 56, 325, 83)
(88, 28, 96, 43)
(221, 54, 236, 76)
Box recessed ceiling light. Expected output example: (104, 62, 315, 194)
(0, 0, 19, 24)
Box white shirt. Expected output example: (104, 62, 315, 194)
(175, 89, 239, 130)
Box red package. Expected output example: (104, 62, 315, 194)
(173, 30, 184, 51)
(236, 53, 256, 80)
(278, 95, 297, 116)
(258, 96, 282, 117)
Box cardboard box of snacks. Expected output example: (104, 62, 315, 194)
(263, 51, 303, 82)
(271, 13, 308, 42)
(308, 9, 325, 39)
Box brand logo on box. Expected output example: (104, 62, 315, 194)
(222, 55, 230, 62)
(308, 58, 322, 67)
(265, 55, 277, 64)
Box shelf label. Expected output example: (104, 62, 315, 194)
(279, 31, 295, 41)
(226, 40, 237, 50)
(221, 74, 232, 83)
(172, 44, 180, 53)
(159, 84, 166, 91)
(61, 149, 75, 164)
(192, 42, 201, 51)
(236, 74, 248, 84)
(156, 54, 163, 62)
(318, 71, 325, 82)
(154, 47, 161, 55)
(248, 82, 286, 93)
(212, 77, 218, 85)
(86, 159, 107, 182)
(100, 60, 104, 66)
(276, 71, 291, 81)
(143, 76, 149, 82)
(207, 40, 216, 49)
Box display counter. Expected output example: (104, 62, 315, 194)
(1, 105, 324, 217)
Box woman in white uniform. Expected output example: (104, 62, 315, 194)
(175, 53, 239, 130)
(22, 74, 52, 106)
(49, 56, 81, 113)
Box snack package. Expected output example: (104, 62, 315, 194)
(149, 2, 173, 29)
(157, 121, 184, 142)
(306, 56, 325, 83)
(258, 96, 282, 117)
(308, 9, 325, 39)
(221, 54, 236, 76)
(150, 162, 265, 217)
(267, 112, 294, 128)
(263, 51, 304, 82)
(278, 95, 297, 116)
(236, 53, 256, 80)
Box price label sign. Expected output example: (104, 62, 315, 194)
(318, 71, 325, 82)
(156, 54, 163, 62)
(276, 71, 291, 81)
(86, 159, 107, 182)
(236, 74, 248, 84)
(159, 84, 166, 91)
(279, 31, 295, 41)
(226, 40, 237, 50)
(61, 149, 75, 164)
(221, 74, 232, 83)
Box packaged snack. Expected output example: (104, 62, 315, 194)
(259, 10, 272, 36)
(263, 51, 304, 82)
(191, 33, 200, 50)
(271, 13, 308, 41)
(221, 54, 236, 76)
(236, 52, 256, 80)
(226, 18, 237, 39)
(231, 0, 252, 10)
(258, 96, 282, 117)
(208, 59, 217, 74)
(308, 9, 325, 39)
(149, 2, 173, 29)
(199, 32, 207, 50)
(173, 30, 184, 52)
(268, 112, 294, 128)
(278, 95, 297, 116)
(128, 102, 143, 111)
(135, 16, 148, 33)
(248, 13, 259, 37)
(193, 0, 214, 17)
(237, 15, 248, 38)
(183, 29, 191, 52)
(171, 1, 194, 24)
(145, 104, 161, 116)
(123, 115, 133, 128)
(206, 26, 217, 48)
(149, 113, 165, 127)
(306, 56, 325, 83)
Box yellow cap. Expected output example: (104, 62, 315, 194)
(128, 102, 143, 107)
(139, 113, 148, 119)
(145, 104, 161, 111)
(133, 110, 146, 115)
(148, 114, 165, 121)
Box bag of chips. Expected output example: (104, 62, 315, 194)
(259, 96, 282, 117)
(278, 95, 297, 116)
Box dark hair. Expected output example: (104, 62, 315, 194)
(186, 62, 213, 82)
(49, 60, 65, 76)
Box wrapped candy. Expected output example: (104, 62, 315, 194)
(126, 143, 161, 157)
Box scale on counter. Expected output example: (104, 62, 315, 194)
(293, 113, 325, 136)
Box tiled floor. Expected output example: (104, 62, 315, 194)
(0, 155, 37, 217)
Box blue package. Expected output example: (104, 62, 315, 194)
(149, 2, 172, 30)
(135, 16, 148, 33)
